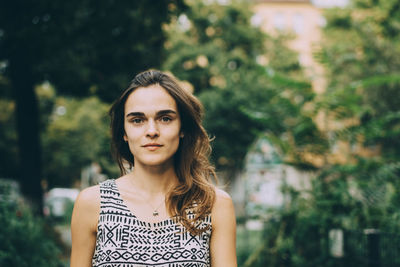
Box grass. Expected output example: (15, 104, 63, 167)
(236, 223, 264, 266)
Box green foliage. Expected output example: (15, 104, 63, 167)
(236, 226, 265, 267)
(0, 0, 186, 207)
(0, 99, 18, 177)
(319, 0, 400, 117)
(0, 0, 186, 102)
(255, 158, 400, 266)
(317, 0, 400, 194)
(163, 0, 325, 171)
(0, 202, 63, 267)
(41, 95, 118, 187)
(316, 0, 400, 229)
(245, 1, 400, 266)
(1, 82, 117, 189)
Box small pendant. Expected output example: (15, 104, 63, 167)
(153, 210, 159, 216)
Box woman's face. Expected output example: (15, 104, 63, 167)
(123, 84, 182, 169)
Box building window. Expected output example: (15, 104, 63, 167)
(293, 13, 304, 34)
(273, 12, 285, 30)
(251, 13, 264, 27)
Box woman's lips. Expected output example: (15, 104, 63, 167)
(142, 143, 163, 151)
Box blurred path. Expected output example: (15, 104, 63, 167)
(54, 224, 71, 267)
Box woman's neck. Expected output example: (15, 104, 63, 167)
(128, 163, 178, 195)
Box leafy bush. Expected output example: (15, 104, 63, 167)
(0, 201, 63, 267)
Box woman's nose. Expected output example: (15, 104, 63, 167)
(146, 119, 159, 138)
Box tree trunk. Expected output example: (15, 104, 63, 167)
(9, 58, 43, 214)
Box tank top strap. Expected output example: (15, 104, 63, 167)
(98, 179, 131, 215)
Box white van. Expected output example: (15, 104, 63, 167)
(44, 188, 79, 217)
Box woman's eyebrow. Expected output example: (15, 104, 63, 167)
(126, 112, 145, 118)
(156, 109, 177, 116)
(125, 110, 177, 118)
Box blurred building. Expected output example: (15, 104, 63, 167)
(252, 0, 330, 94)
(251, 0, 369, 165)
(230, 136, 312, 220)
(233, 0, 352, 220)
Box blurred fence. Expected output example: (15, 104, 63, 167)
(340, 229, 400, 267)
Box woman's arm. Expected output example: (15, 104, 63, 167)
(210, 188, 237, 267)
(70, 185, 100, 267)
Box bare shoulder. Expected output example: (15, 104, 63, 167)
(210, 187, 237, 267)
(214, 187, 234, 206)
(75, 184, 101, 209)
(215, 187, 232, 199)
(72, 185, 101, 231)
(70, 185, 101, 266)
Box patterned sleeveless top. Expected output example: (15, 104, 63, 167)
(92, 179, 212, 267)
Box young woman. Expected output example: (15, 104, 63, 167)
(70, 70, 237, 267)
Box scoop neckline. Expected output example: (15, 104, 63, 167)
(111, 179, 177, 228)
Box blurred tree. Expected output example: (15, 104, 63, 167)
(318, 0, 400, 158)
(163, 0, 326, 174)
(38, 88, 118, 188)
(0, 201, 63, 267)
(315, 0, 400, 231)
(0, 0, 185, 211)
(0, 99, 18, 178)
(242, 0, 400, 266)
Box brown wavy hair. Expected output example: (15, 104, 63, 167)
(109, 69, 216, 234)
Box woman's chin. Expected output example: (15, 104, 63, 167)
(135, 157, 174, 168)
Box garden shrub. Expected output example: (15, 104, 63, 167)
(0, 201, 63, 267)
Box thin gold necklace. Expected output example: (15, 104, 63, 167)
(127, 177, 166, 217)
(147, 197, 165, 217)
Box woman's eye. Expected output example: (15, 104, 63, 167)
(131, 118, 144, 124)
(160, 116, 172, 122)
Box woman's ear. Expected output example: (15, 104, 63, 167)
(123, 134, 128, 142)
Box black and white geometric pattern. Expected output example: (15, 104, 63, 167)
(92, 179, 212, 267)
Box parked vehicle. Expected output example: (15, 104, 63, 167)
(43, 188, 79, 218)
